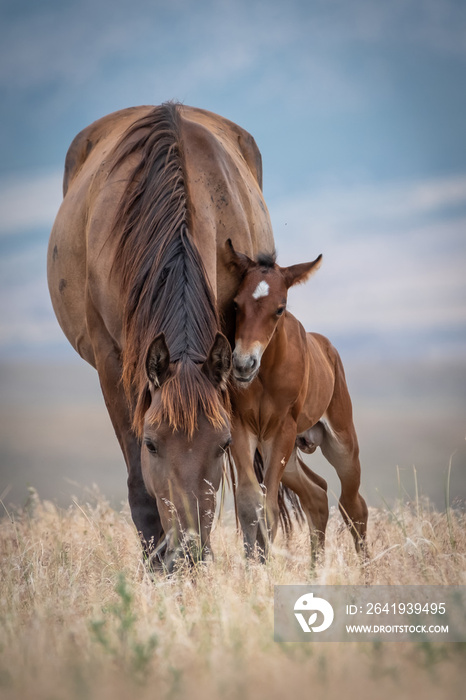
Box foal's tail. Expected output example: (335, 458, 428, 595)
(253, 449, 305, 538)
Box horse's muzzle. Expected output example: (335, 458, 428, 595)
(150, 530, 208, 574)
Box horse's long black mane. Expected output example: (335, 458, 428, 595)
(110, 103, 226, 437)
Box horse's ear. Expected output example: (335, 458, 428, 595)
(202, 332, 232, 389)
(281, 254, 322, 289)
(224, 239, 253, 277)
(146, 333, 171, 387)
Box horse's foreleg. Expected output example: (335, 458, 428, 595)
(282, 450, 328, 561)
(98, 360, 164, 557)
(88, 311, 163, 560)
(230, 426, 264, 558)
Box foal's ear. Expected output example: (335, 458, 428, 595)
(146, 333, 171, 387)
(282, 254, 322, 289)
(202, 332, 232, 389)
(224, 239, 253, 277)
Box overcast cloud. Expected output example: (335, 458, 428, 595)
(1, 0, 465, 506)
(0, 0, 465, 361)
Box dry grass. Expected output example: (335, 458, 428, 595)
(0, 486, 465, 700)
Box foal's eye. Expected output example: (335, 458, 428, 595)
(144, 439, 158, 455)
(276, 306, 285, 316)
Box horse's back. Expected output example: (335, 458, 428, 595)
(48, 104, 274, 365)
(62, 107, 153, 196)
(178, 105, 264, 189)
(48, 107, 155, 363)
(177, 106, 274, 313)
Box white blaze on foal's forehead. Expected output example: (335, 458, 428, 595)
(252, 280, 269, 300)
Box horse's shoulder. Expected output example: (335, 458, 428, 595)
(62, 106, 152, 196)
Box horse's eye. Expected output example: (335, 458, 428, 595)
(276, 306, 285, 316)
(144, 439, 158, 455)
(233, 300, 238, 311)
(219, 437, 232, 455)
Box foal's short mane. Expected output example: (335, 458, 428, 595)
(109, 103, 228, 438)
(255, 251, 277, 269)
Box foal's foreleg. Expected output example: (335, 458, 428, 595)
(261, 419, 298, 545)
(230, 427, 266, 558)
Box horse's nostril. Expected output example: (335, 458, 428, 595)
(248, 357, 257, 370)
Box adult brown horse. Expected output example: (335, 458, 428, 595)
(225, 241, 368, 557)
(47, 103, 274, 570)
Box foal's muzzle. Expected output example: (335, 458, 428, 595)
(232, 350, 259, 384)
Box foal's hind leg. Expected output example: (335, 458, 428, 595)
(320, 353, 368, 554)
(282, 449, 328, 561)
(320, 427, 368, 553)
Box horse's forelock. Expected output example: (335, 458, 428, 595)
(135, 360, 229, 440)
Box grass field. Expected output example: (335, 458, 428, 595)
(0, 484, 465, 700)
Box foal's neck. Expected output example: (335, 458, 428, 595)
(260, 314, 289, 372)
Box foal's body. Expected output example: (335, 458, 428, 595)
(227, 242, 368, 555)
(231, 317, 331, 554)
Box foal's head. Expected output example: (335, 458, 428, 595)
(225, 239, 321, 385)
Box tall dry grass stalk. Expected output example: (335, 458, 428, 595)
(0, 485, 465, 700)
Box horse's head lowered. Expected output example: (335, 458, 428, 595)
(225, 239, 322, 385)
(139, 331, 232, 570)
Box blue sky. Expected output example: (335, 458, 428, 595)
(1, 0, 465, 361)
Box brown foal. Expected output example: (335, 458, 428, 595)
(225, 240, 368, 558)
